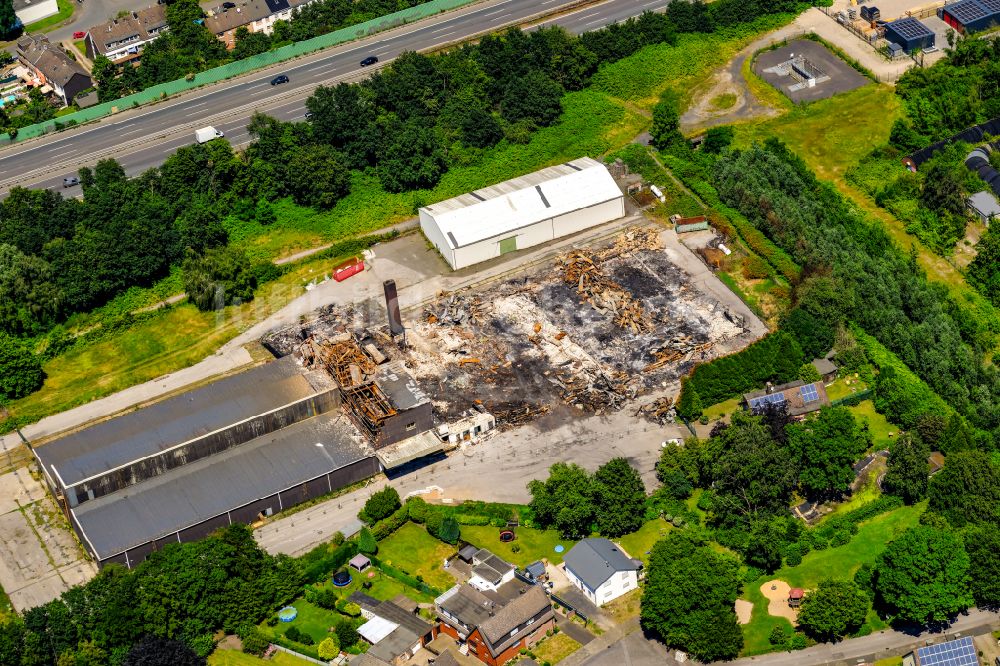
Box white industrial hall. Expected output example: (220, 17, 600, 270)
(419, 156, 626, 270)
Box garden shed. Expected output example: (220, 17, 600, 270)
(350, 553, 372, 572)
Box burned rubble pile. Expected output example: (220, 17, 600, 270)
(265, 226, 753, 430)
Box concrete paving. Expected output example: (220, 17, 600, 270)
(0, 468, 97, 611)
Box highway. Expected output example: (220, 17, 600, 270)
(0, 0, 670, 196)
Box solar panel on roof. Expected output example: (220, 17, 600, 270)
(946, 0, 987, 22)
(800, 384, 819, 403)
(981, 0, 1000, 13)
(888, 17, 935, 37)
(916, 637, 977, 666)
(748, 393, 787, 410)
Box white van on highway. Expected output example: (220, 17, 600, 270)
(195, 126, 224, 144)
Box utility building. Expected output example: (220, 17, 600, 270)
(419, 157, 625, 271)
(883, 17, 936, 53)
(940, 0, 1000, 34)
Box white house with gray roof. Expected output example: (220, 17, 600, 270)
(563, 538, 642, 606)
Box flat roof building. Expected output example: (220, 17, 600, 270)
(13, 0, 59, 26)
(941, 0, 1000, 34)
(419, 157, 625, 271)
(883, 17, 935, 53)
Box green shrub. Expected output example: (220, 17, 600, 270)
(768, 625, 788, 646)
(360, 487, 401, 524)
(371, 505, 409, 541)
(742, 254, 771, 279)
(318, 637, 339, 660)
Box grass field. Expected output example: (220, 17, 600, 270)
(617, 518, 672, 565)
(847, 400, 897, 450)
(6, 253, 340, 426)
(24, 0, 74, 32)
(703, 395, 742, 422)
(741, 502, 922, 654)
(265, 599, 340, 645)
(732, 85, 902, 182)
(461, 524, 574, 567)
(209, 649, 315, 666)
(377, 522, 456, 591)
(825, 376, 868, 402)
(533, 633, 582, 664)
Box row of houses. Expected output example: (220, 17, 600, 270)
(84, 0, 316, 66)
(15, 34, 93, 107)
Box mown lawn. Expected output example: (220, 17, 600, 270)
(377, 522, 456, 591)
(847, 400, 897, 450)
(264, 599, 340, 645)
(209, 649, 315, 666)
(461, 524, 574, 567)
(703, 396, 742, 422)
(617, 518, 672, 566)
(533, 633, 582, 664)
(740, 502, 923, 655)
(825, 376, 868, 402)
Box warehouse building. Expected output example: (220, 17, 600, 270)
(419, 157, 625, 271)
(940, 0, 1000, 34)
(33, 357, 381, 568)
(883, 17, 936, 53)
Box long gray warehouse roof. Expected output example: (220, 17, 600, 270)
(72, 413, 371, 560)
(34, 357, 316, 487)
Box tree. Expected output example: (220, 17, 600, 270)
(0, 332, 44, 402)
(875, 526, 973, 624)
(592, 458, 646, 537)
(237, 625, 267, 657)
(882, 434, 930, 505)
(744, 519, 785, 573)
(376, 117, 448, 193)
(361, 487, 401, 523)
(121, 636, 205, 666)
(786, 407, 870, 499)
(968, 219, 1000, 305)
(357, 526, 377, 555)
(701, 126, 734, 154)
(650, 90, 683, 151)
(711, 411, 797, 529)
(527, 462, 595, 539)
(500, 71, 564, 126)
(675, 376, 702, 420)
(438, 517, 461, 545)
(285, 144, 351, 210)
(182, 247, 257, 311)
(964, 525, 1000, 607)
(317, 636, 339, 660)
(333, 620, 358, 648)
(0, 0, 20, 41)
(641, 533, 743, 661)
(927, 450, 1000, 528)
(797, 580, 869, 642)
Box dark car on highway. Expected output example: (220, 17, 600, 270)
(271, 74, 289, 85)
(63, 176, 79, 188)
(360, 56, 378, 67)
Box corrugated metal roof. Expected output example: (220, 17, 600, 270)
(358, 616, 399, 645)
(35, 357, 315, 487)
(422, 157, 623, 249)
(71, 413, 371, 559)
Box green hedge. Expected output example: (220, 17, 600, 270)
(685, 331, 804, 407)
(299, 540, 358, 584)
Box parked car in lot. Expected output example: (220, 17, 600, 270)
(359, 56, 378, 67)
(222, 1, 236, 7)
(271, 74, 289, 85)
(63, 176, 79, 188)
(73, 31, 86, 39)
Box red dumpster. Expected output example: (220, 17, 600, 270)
(333, 257, 364, 282)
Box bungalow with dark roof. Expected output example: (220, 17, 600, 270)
(435, 581, 555, 666)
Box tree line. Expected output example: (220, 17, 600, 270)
(711, 140, 1000, 446)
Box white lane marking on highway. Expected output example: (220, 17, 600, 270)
(482, 7, 509, 16)
(435, 30, 457, 38)
(45, 145, 65, 153)
(582, 15, 605, 26)
(120, 126, 147, 136)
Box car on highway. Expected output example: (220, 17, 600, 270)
(360, 56, 379, 67)
(73, 31, 86, 39)
(63, 176, 79, 188)
(222, 1, 236, 6)
(271, 74, 289, 85)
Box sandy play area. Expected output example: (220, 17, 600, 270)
(761, 579, 799, 624)
(735, 599, 753, 625)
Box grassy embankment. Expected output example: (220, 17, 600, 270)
(5, 18, 795, 429)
